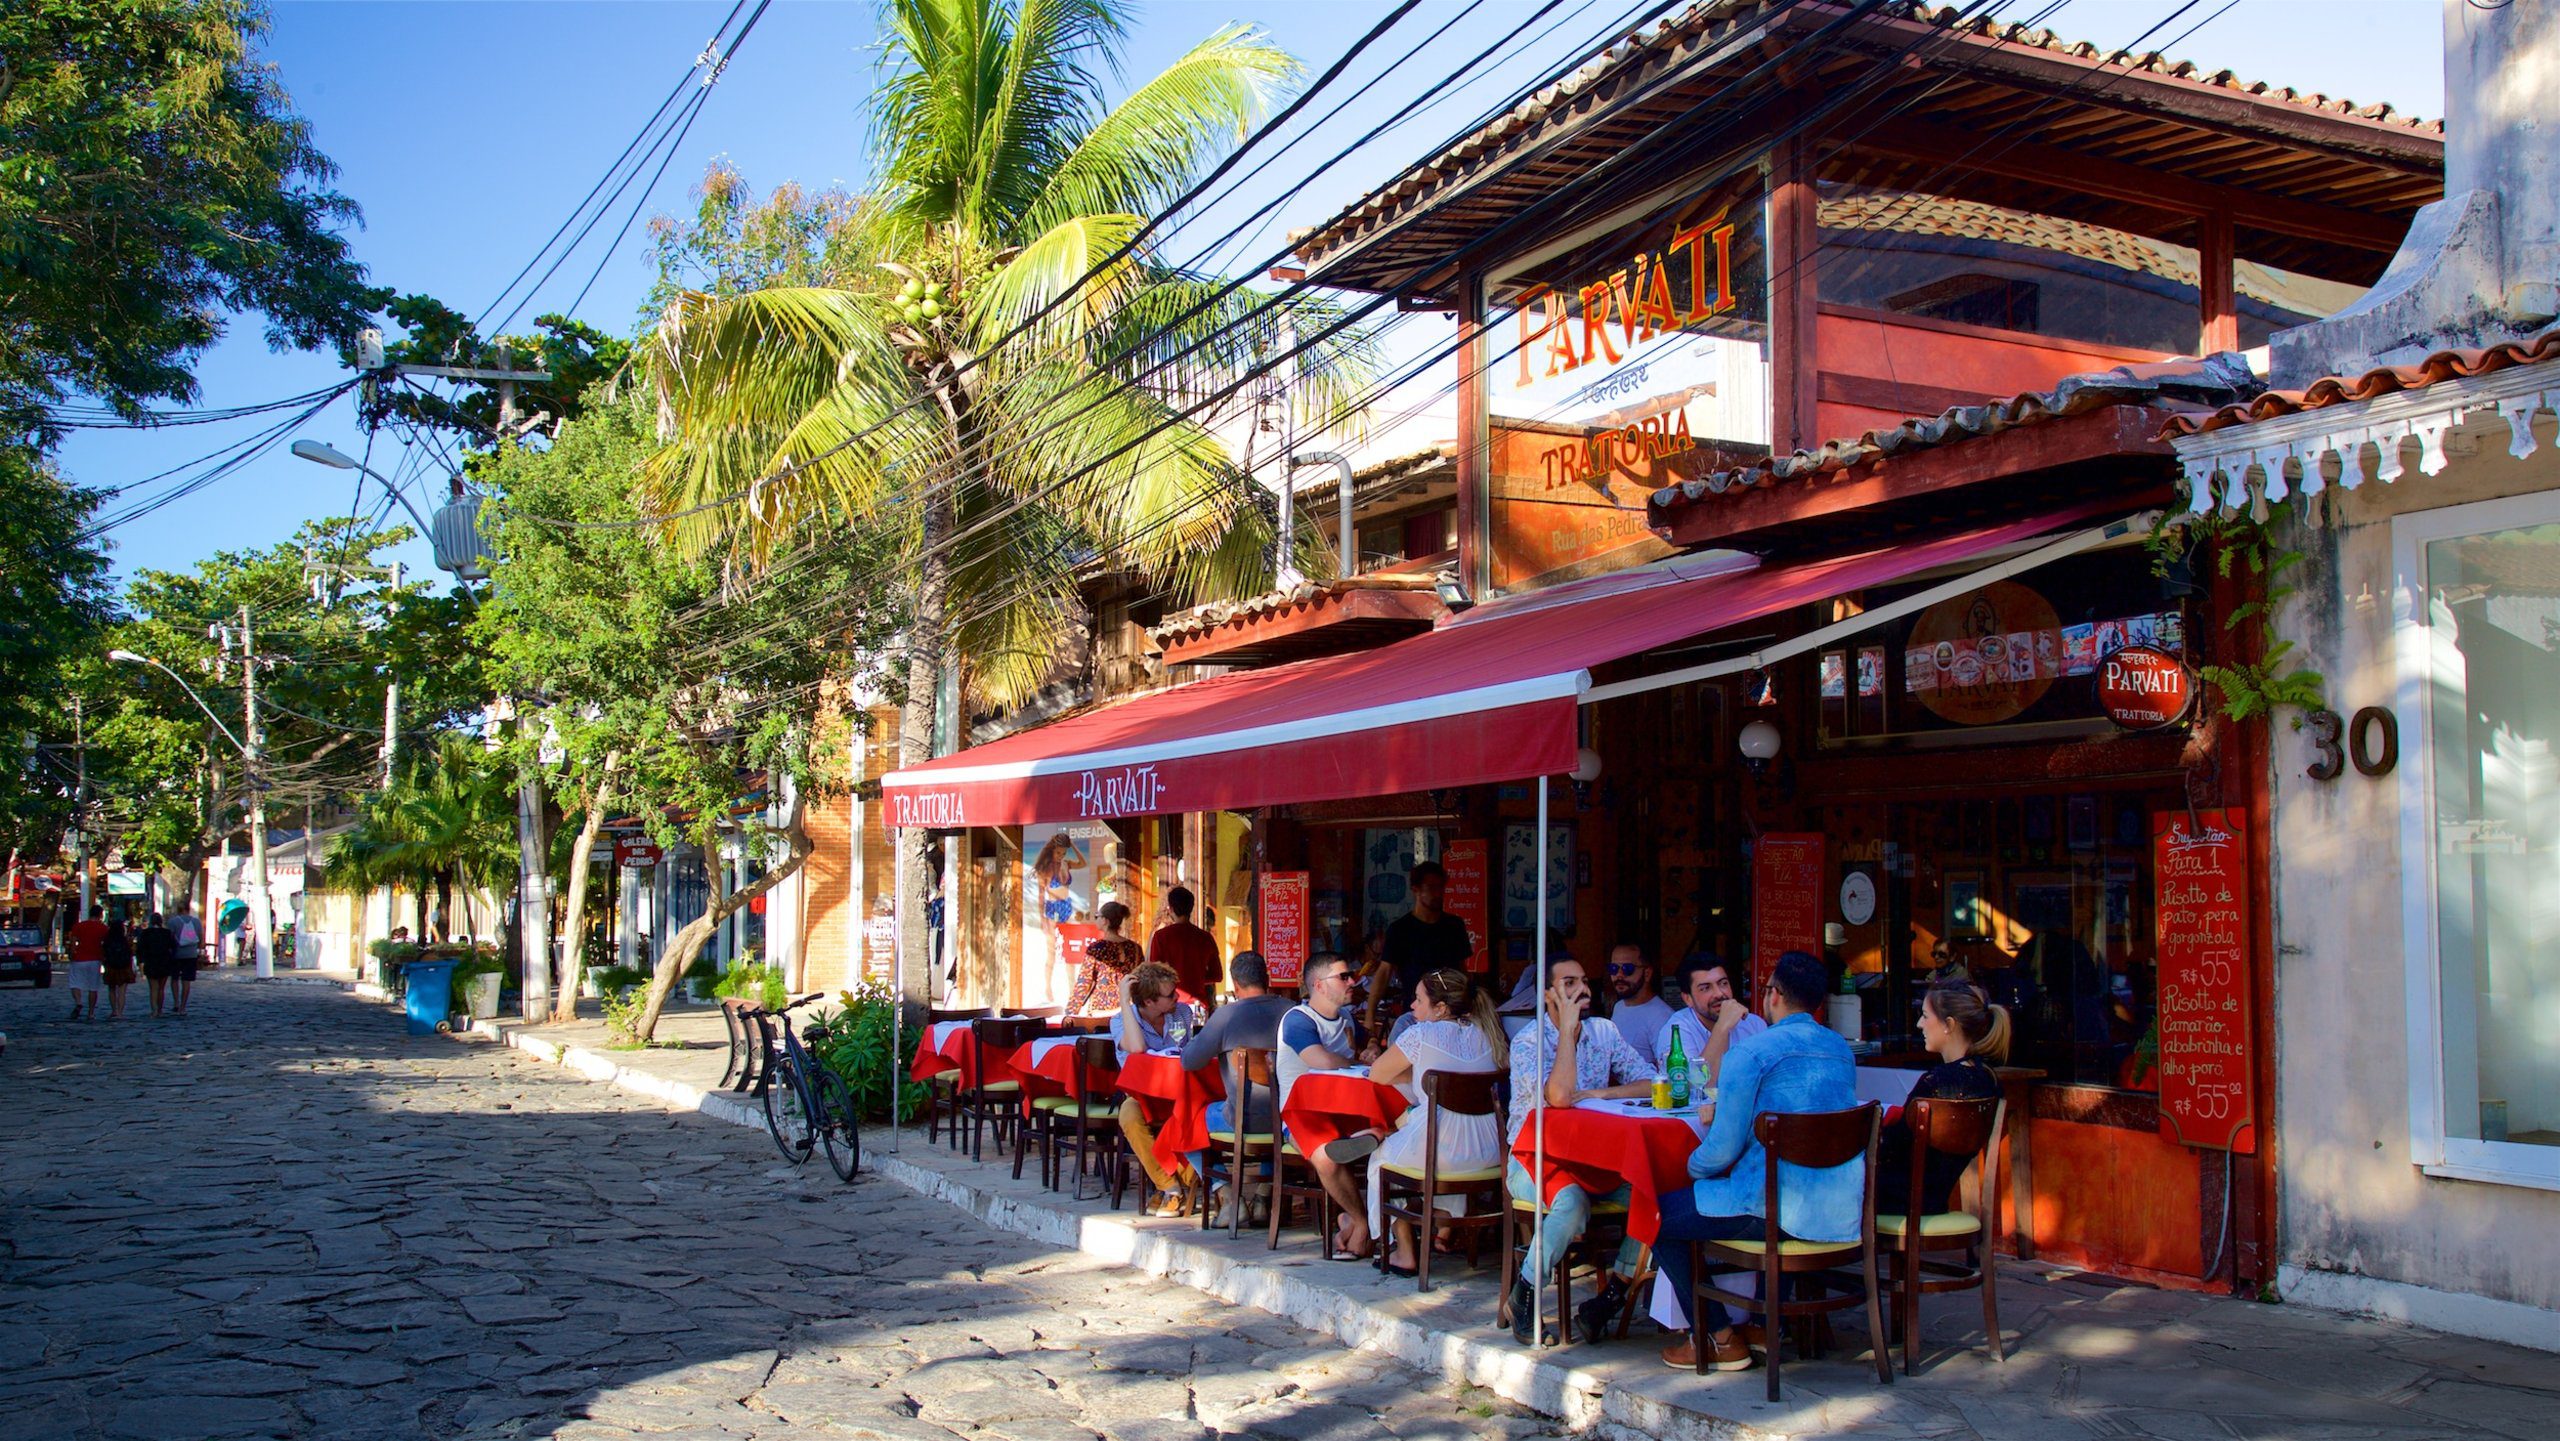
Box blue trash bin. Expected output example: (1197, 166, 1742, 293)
(403, 957, 460, 1036)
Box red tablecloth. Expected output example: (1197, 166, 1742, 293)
(909, 1025, 1021, 1089)
(1507, 1104, 1704, 1245)
(1280, 1071, 1410, 1156)
(1013, 1036, 1121, 1106)
(1115, 1052, 1225, 1172)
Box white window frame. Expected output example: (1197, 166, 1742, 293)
(2395, 488, 2560, 1192)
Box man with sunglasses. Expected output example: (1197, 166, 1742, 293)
(1601, 943, 1672, 1063)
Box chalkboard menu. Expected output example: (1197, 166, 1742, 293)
(1751, 832, 1826, 1002)
(2153, 809, 2255, 1153)
(1260, 872, 1310, 987)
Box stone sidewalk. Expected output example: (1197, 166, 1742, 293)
(426, 986, 2560, 1441)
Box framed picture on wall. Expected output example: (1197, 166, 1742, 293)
(1502, 821, 1575, 934)
(1945, 870, 1989, 940)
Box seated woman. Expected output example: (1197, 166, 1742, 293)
(1876, 981, 2009, 1217)
(1115, 963, 1201, 1217)
(1338, 968, 1508, 1275)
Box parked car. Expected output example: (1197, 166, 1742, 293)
(0, 926, 53, 988)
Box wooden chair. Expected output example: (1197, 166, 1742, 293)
(1880, 1094, 2007, 1374)
(962, 1017, 1041, 1163)
(921, 1008, 992, 1149)
(1498, 1180, 1633, 1344)
(1198, 1049, 1331, 1256)
(717, 997, 759, 1092)
(1375, 1069, 1505, 1291)
(1014, 1006, 1064, 1020)
(1018, 1035, 1125, 1201)
(1687, 1102, 1892, 1401)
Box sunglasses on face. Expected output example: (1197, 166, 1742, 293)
(1606, 963, 1643, 977)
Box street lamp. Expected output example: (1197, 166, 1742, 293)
(291, 439, 493, 580)
(108, 646, 274, 979)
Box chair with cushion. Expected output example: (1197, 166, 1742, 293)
(1199, 1048, 1330, 1255)
(1019, 1034, 1125, 1201)
(922, 1007, 992, 1149)
(1687, 1102, 1892, 1401)
(1880, 1094, 2006, 1374)
(1498, 1178, 1633, 1344)
(1376, 1069, 1505, 1291)
(963, 1016, 1041, 1163)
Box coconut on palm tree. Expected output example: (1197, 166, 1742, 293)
(642, 0, 1375, 1009)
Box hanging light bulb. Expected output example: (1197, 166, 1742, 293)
(1737, 719, 1783, 763)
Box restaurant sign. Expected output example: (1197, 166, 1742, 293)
(2154, 808, 2255, 1153)
(2096, 644, 2194, 730)
(1260, 872, 1311, 987)
(612, 840, 661, 869)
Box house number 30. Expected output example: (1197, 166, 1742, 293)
(2306, 707, 2398, 781)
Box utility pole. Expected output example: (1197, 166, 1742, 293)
(71, 698, 89, 919)
(497, 375, 554, 1023)
(215, 604, 278, 980)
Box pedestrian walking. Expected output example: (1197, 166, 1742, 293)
(100, 912, 136, 1020)
(137, 912, 179, 1018)
(66, 903, 106, 1021)
(168, 899, 203, 1017)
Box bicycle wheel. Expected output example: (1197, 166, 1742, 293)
(815, 1069, 862, 1183)
(763, 1059, 814, 1165)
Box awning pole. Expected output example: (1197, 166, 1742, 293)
(1531, 776, 1549, 1349)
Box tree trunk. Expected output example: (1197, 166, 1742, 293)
(551, 752, 620, 1023)
(895, 459, 955, 1024)
(631, 797, 814, 1040)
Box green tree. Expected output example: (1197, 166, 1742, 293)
(323, 733, 517, 943)
(640, 0, 1375, 1009)
(475, 383, 893, 1036)
(0, 447, 114, 857)
(0, 0, 381, 435)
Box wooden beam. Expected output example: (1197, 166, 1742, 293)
(1771, 133, 1822, 455)
(1837, 121, 2418, 255)
(2199, 209, 2239, 354)
(1648, 404, 2175, 549)
(1817, 370, 2014, 420)
(1455, 270, 1493, 599)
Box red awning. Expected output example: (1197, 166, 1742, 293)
(882, 504, 2123, 828)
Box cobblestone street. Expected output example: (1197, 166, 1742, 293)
(0, 979, 1562, 1441)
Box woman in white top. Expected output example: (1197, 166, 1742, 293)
(1360, 968, 1509, 1277)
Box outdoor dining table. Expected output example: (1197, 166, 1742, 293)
(1511, 1096, 1710, 1330)
(1013, 1034, 1120, 1111)
(1113, 1050, 1224, 1173)
(1277, 1068, 1409, 1156)
(908, 1019, 1024, 1088)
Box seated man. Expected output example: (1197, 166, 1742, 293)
(1603, 943, 1673, 1061)
(1178, 949, 1295, 1224)
(1114, 963, 1201, 1217)
(1654, 953, 1767, 1087)
(1504, 955, 1657, 1345)
(1281, 954, 1378, 1256)
(1652, 950, 1862, 1371)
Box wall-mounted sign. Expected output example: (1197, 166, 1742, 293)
(2154, 808, 2255, 1153)
(1907, 582, 2061, 725)
(1837, 869, 1876, 927)
(1442, 840, 1490, 973)
(1750, 832, 1826, 1002)
(612, 840, 661, 869)
(2097, 644, 2195, 730)
(1259, 872, 1310, 987)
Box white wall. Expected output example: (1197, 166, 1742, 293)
(2269, 412, 2560, 1326)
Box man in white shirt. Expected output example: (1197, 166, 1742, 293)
(1602, 943, 1672, 1061)
(1279, 954, 1375, 1256)
(1506, 956, 1656, 1345)
(1654, 953, 1767, 1085)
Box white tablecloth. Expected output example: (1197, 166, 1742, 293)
(1026, 1036, 1078, 1067)
(928, 1020, 971, 1050)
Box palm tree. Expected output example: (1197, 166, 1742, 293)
(324, 735, 518, 945)
(641, 0, 1375, 1006)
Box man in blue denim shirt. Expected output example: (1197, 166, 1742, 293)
(1653, 951, 1861, 1371)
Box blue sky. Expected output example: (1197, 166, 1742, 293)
(61, 0, 2447, 588)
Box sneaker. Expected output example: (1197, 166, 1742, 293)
(1323, 1132, 1381, 1166)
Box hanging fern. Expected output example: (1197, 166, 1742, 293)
(2149, 510, 2329, 726)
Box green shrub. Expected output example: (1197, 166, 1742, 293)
(711, 961, 789, 1012)
(804, 981, 929, 1124)
(589, 964, 645, 994)
(599, 986, 648, 1047)
(683, 954, 720, 987)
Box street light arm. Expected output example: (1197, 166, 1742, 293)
(108, 650, 251, 757)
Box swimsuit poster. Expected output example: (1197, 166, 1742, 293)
(1021, 822, 1111, 1008)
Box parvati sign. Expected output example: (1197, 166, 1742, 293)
(2098, 644, 2194, 730)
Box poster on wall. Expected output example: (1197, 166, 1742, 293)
(1500, 822, 1575, 934)
(1750, 832, 1826, 1002)
(1442, 840, 1491, 973)
(1020, 822, 1113, 1008)
(2154, 808, 2255, 1152)
(1260, 872, 1311, 986)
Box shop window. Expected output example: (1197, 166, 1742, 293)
(2396, 495, 2560, 1190)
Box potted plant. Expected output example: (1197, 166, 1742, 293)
(450, 952, 506, 1021)
(368, 939, 422, 994)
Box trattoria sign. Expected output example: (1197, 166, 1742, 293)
(2097, 644, 2194, 730)
(1514, 213, 1742, 389)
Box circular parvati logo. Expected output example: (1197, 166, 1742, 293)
(2097, 644, 2195, 729)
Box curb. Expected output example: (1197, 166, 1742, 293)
(343, 981, 1769, 1441)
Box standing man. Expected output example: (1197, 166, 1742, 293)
(167, 897, 203, 1018)
(1367, 860, 1471, 1034)
(1601, 943, 1673, 1061)
(1147, 885, 1222, 1009)
(65, 902, 106, 1021)
(1654, 953, 1765, 1085)
(1504, 955, 1657, 1345)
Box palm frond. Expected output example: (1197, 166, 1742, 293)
(971, 211, 1146, 348)
(1024, 23, 1296, 236)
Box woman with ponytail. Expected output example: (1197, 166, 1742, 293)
(1876, 982, 2008, 1215)
(1340, 968, 1508, 1276)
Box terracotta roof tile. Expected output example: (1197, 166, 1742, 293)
(2158, 331, 2560, 438)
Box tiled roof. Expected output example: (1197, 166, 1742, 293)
(2158, 331, 2560, 438)
(1649, 352, 2260, 509)
(1151, 573, 1443, 646)
(1296, 1, 2438, 267)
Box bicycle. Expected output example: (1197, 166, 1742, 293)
(758, 992, 861, 1183)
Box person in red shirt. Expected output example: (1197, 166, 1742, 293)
(66, 904, 108, 1021)
(1147, 885, 1222, 1009)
